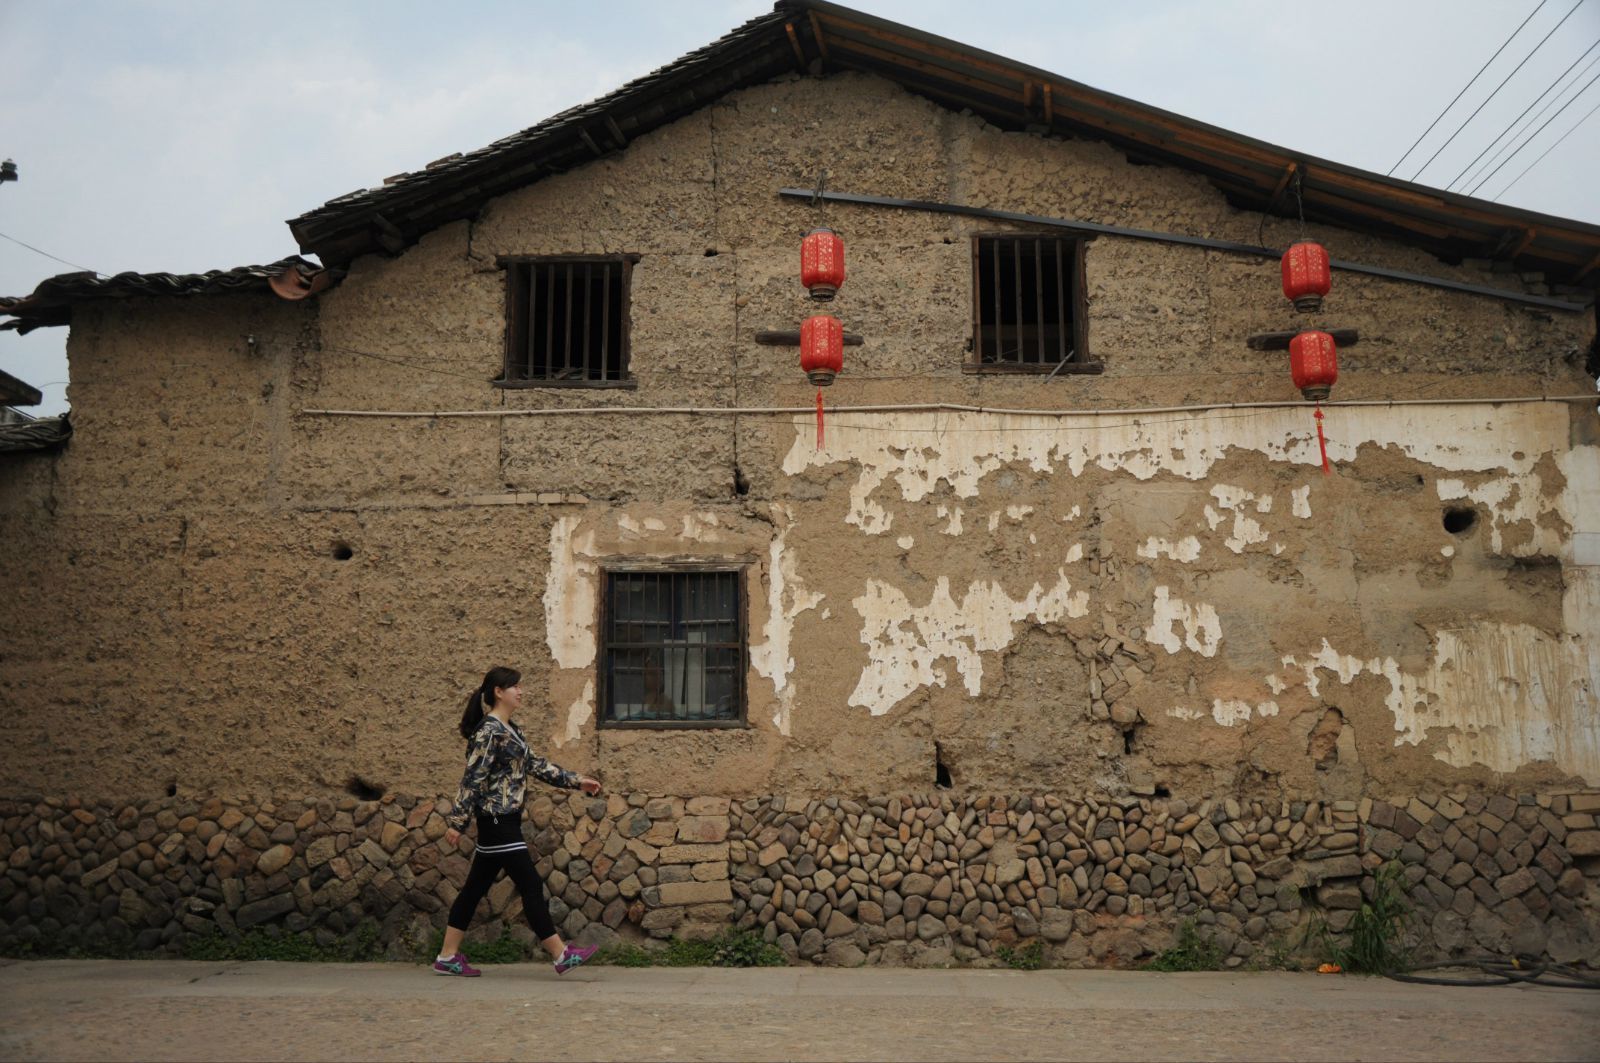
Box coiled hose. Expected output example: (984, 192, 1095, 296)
(1386, 957, 1600, 989)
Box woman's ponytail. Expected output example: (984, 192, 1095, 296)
(458, 665, 521, 739)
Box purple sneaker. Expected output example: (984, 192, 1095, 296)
(432, 952, 481, 977)
(554, 944, 597, 975)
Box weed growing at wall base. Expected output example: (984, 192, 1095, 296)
(997, 940, 1045, 970)
(182, 923, 382, 963)
(1335, 861, 1414, 974)
(1144, 920, 1225, 971)
(598, 930, 786, 968)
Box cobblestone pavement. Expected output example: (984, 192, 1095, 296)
(1, 959, 1597, 1061)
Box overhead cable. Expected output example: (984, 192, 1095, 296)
(1446, 36, 1600, 190)
(1387, 0, 1549, 175)
(1469, 64, 1600, 194)
(1408, 0, 1586, 183)
(1492, 92, 1600, 198)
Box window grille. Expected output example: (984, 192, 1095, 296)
(970, 235, 1086, 371)
(600, 568, 745, 727)
(501, 256, 632, 384)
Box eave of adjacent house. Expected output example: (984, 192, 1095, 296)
(286, 0, 1600, 291)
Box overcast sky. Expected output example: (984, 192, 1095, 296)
(3, 0, 1598, 416)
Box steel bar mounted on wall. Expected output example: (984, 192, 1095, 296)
(777, 188, 1588, 312)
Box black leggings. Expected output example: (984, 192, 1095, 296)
(446, 814, 558, 940)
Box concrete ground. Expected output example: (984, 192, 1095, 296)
(0, 959, 1596, 1061)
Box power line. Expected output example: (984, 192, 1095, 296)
(1388, 0, 1549, 175)
(0, 230, 102, 277)
(1469, 64, 1600, 194)
(1408, 0, 1587, 183)
(1491, 90, 1600, 198)
(1446, 35, 1600, 190)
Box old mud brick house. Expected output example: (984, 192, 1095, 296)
(2, 1, 1599, 967)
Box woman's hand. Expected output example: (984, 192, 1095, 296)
(579, 776, 603, 796)
(444, 828, 461, 848)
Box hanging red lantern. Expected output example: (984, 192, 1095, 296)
(1281, 241, 1331, 313)
(800, 314, 843, 447)
(1289, 329, 1338, 401)
(800, 227, 846, 301)
(1290, 329, 1338, 475)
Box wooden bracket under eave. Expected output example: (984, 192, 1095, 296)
(1246, 328, 1359, 351)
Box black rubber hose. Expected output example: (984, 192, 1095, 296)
(1385, 956, 1600, 989)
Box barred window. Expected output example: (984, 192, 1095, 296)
(600, 568, 745, 728)
(969, 235, 1089, 372)
(500, 256, 633, 385)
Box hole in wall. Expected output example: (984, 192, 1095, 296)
(165, 781, 177, 798)
(1306, 707, 1344, 770)
(704, 248, 719, 257)
(733, 466, 750, 497)
(345, 775, 385, 801)
(332, 542, 355, 561)
(1154, 784, 1171, 799)
(1122, 729, 1135, 755)
(934, 742, 952, 789)
(1442, 508, 1477, 535)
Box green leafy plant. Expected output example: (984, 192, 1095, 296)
(997, 940, 1045, 970)
(595, 940, 658, 967)
(1335, 861, 1413, 974)
(419, 925, 530, 965)
(1144, 919, 1224, 972)
(598, 930, 785, 968)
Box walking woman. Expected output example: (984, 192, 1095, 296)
(434, 666, 602, 977)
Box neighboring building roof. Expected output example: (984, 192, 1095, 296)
(288, 0, 1600, 288)
(0, 414, 70, 453)
(0, 365, 43, 407)
(0, 257, 330, 334)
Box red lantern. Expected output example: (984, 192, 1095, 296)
(1281, 241, 1331, 313)
(800, 314, 843, 385)
(800, 227, 846, 301)
(1289, 329, 1338, 401)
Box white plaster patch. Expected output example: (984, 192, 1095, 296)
(1441, 545, 1455, 558)
(1209, 699, 1280, 726)
(849, 571, 1089, 715)
(1007, 505, 1034, 520)
(1436, 474, 1561, 557)
(556, 679, 595, 748)
(680, 512, 723, 541)
(1291, 486, 1312, 519)
(897, 535, 915, 550)
(749, 509, 824, 737)
(643, 518, 667, 532)
(1209, 485, 1271, 553)
(544, 516, 597, 669)
(1147, 586, 1221, 658)
(1066, 543, 1084, 563)
(1272, 631, 1599, 779)
(1137, 536, 1202, 563)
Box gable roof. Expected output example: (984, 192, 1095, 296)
(289, 0, 1600, 290)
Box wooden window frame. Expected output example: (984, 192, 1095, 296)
(495, 253, 639, 389)
(596, 561, 750, 731)
(966, 233, 1098, 374)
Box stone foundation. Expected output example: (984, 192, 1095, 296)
(3, 789, 1597, 966)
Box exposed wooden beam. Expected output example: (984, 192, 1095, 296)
(1042, 83, 1053, 124)
(577, 128, 604, 157)
(604, 115, 628, 149)
(1247, 328, 1360, 351)
(754, 329, 866, 346)
(808, 11, 830, 61)
(785, 22, 807, 70)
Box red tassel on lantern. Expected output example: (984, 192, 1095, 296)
(800, 228, 846, 301)
(800, 314, 843, 448)
(1282, 241, 1331, 313)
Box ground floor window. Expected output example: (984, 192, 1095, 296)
(600, 567, 745, 727)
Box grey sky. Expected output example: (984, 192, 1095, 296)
(4, 0, 1598, 417)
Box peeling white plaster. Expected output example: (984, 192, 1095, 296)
(545, 516, 597, 669)
(1137, 536, 1202, 563)
(1064, 505, 1082, 521)
(1441, 545, 1455, 558)
(1291, 486, 1312, 519)
(643, 518, 667, 532)
(1204, 698, 1280, 726)
(1209, 485, 1272, 553)
(1271, 631, 1599, 779)
(1147, 586, 1221, 658)
(1007, 505, 1034, 520)
(849, 571, 1089, 715)
(987, 511, 1001, 533)
(941, 507, 963, 535)
(556, 680, 594, 748)
(897, 535, 915, 550)
(749, 509, 824, 737)
(1066, 543, 1084, 563)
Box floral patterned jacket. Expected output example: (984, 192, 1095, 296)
(445, 715, 582, 830)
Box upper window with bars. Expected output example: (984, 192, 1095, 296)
(969, 235, 1092, 373)
(599, 568, 746, 729)
(499, 256, 635, 386)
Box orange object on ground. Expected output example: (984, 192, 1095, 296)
(1317, 963, 1342, 974)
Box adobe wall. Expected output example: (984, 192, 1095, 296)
(2, 71, 1598, 964)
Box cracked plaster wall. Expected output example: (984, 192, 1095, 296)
(1, 71, 1596, 804)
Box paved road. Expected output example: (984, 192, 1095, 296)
(1, 959, 1596, 1061)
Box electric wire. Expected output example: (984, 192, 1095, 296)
(1455, 45, 1600, 193)
(1388, 0, 1550, 175)
(1468, 63, 1600, 194)
(1407, 0, 1587, 183)
(1492, 91, 1600, 198)
(0, 230, 102, 277)
(1445, 35, 1600, 190)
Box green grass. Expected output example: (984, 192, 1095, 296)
(1144, 920, 1225, 972)
(419, 925, 531, 964)
(182, 922, 382, 962)
(997, 940, 1045, 970)
(598, 930, 786, 968)
(1333, 861, 1413, 975)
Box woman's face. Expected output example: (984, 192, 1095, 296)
(495, 682, 523, 711)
